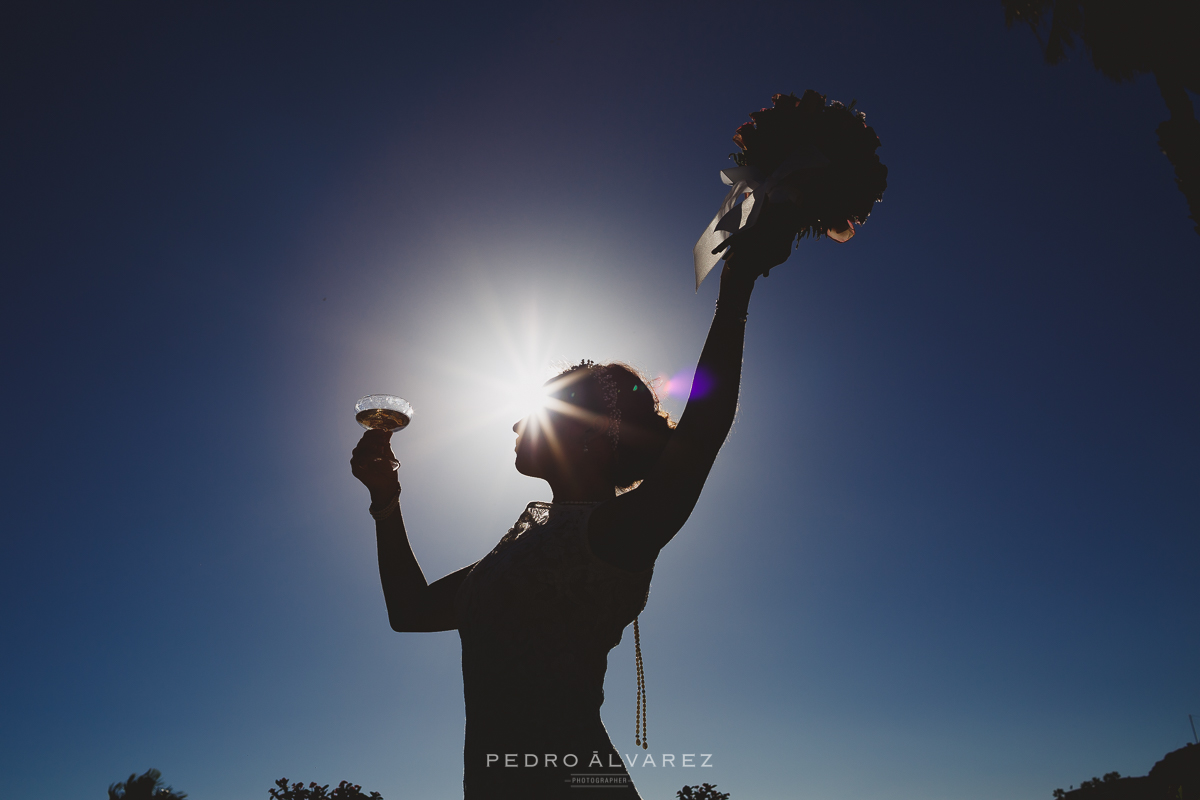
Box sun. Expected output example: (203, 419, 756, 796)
(405, 280, 656, 473)
(507, 380, 554, 424)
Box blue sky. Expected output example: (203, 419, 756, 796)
(2, 2, 1197, 799)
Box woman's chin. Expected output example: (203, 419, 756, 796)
(515, 455, 554, 483)
(513, 453, 535, 478)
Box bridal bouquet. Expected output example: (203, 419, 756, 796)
(693, 90, 888, 287)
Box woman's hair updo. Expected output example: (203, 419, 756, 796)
(556, 360, 675, 491)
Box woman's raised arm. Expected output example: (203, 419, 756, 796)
(352, 430, 472, 632)
(589, 252, 764, 572)
(589, 210, 804, 572)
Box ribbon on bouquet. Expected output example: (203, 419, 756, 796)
(692, 144, 833, 289)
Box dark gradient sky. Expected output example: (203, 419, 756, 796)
(2, 3, 1197, 799)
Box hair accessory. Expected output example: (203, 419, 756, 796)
(593, 366, 622, 450)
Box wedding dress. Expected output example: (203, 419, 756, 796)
(455, 501, 651, 799)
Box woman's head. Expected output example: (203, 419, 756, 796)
(513, 361, 675, 492)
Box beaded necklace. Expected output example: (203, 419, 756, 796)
(552, 363, 649, 749)
(551, 493, 649, 750)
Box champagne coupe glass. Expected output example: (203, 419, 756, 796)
(355, 395, 413, 471)
(355, 394, 414, 432)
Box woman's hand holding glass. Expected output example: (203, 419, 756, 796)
(351, 429, 402, 502)
(351, 396, 411, 503)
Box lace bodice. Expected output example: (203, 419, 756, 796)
(454, 501, 652, 798)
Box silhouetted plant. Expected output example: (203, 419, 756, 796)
(1003, 0, 1200, 235)
(1069, 771, 1124, 792)
(269, 777, 383, 800)
(108, 769, 187, 800)
(677, 783, 730, 800)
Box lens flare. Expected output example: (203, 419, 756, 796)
(656, 368, 713, 400)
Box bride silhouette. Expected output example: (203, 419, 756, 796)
(350, 228, 792, 799)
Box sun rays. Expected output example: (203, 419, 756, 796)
(404, 285, 584, 464)
(401, 279, 696, 477)
(513, 370, 610, 470)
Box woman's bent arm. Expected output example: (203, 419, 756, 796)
(374, 504, 471, 633)
(352, 429, 469, 632)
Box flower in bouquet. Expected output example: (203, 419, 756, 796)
(729, 90, 888, 243)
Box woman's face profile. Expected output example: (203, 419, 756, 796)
(512, 412, 548, 478)
(512, 375, 593, 479)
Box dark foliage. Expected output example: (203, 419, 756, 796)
(1001, 0, 1198, 85)
(728, 90, 888, 242)
(1051, 743, 1199, 800)
(1002, 0, 1200, 234)
(108, 769, 187, 800)
(269, 778, 384, 800)
(677, 783, 731, 800)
